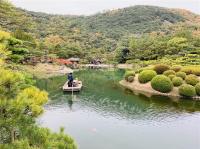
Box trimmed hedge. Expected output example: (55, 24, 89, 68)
(193, 69, 200, 76)
(168, 74, 176, 80)
(181, 66, 200, 76)
(179, 84, 196, 97)
(151, 75, 173, 93)
(124, 71, 135, 81)
(176, 71, 186, 79)
(138, 70, 157, 83)
(137, 66, 154, 73)
(153, 64, 170, 74)
(163, 70, 176, 76)
(185, 74, 199, 86)
(172, 77, 183, 87)
(195, 83, 200, 96)
(181, 67, 193, 75)
(127, 76, 134, 82)
(170, 65, 182, 72)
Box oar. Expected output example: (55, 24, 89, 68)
(72, 82, 74, 99)
(71, 82, 77, 101)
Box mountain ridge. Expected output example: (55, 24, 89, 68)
(0, 1, 189, 36)
(0, 0, 199, 58)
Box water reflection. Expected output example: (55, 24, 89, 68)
(37, 69, 200, 124)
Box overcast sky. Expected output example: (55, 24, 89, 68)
(10, 0, 200, 15)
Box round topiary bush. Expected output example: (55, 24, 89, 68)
(124, 71, 135, 81)
(176, 71, 186, 80)
(151, 75, 173, 93)
(195, 83, 200, 96)
(163, 70, 176, 76)
(172, 77, 183, 87)
(153, 64, 170, 74)
(170, 65, 182, 72)
(168, 74, 176, 80)
(179, 84, 196, 97)
(127, 76, 134, 82)
(185, 74, 199, 86)
(138, 70, 157, 83)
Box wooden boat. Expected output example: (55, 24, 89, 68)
(62, 80, 82, 92)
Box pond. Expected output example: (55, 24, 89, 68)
(36, 69, 200, 149)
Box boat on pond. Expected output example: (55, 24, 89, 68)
(62, 80, 82, 92)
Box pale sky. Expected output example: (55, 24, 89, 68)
(10, 0, 200, 15)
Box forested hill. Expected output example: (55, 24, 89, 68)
(0, 1, 186, 38)
(0, 0, 200, 64)
(77, 5, 185, 38)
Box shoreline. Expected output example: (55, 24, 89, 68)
(80, 64, 133, 69)
(22, 63, 133, 78)
(22, 63, 73, 78)
(119, 74, 200, 100)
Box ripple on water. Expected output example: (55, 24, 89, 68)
(37, 70, 200, 149)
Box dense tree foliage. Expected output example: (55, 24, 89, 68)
(2, 0, 200, 64)
(0, 30, 77, 149)
(0, 0, 200, 147)
(122, 29, 200, 65)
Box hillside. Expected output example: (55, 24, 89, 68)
(77, 5, 185, 38)
(0, 1, 186, 39)
(0, 0, 200, 64)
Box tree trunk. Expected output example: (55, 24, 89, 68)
(10, 129, 15, 143)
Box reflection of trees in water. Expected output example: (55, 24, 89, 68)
(77, 90, 200, 123)
(36, 75, 66, 97)
(37, 69, 200, 122)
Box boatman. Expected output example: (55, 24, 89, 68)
(67, 72, 74, 87)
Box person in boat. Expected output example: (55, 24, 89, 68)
(67, 72, 74, 87)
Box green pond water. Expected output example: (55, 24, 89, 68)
(37, 69, 200, 149)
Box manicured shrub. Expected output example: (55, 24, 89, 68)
(151, 75, 173, 93)
(163, 70, 176, 76)
(195, 83, 200, 96)
(181, 67, 193, 75)
(181, 66, 200, 76)
(124, 71, 135, 81)
(170, 65, 182, 72)
(137, 66, 153, 73)
(185, 74, 199, 86)
(153, 64, 170, 74)
(176, 71, 186, 79)
(138, 70, 157, 83)
(192, 68, 200, 76)
(127, 76, 134, 82)
(168, 74, 176, 80)
(172, 77, 183, 87)
(179, 84, 196, 97)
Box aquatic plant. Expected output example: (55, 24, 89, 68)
(138, 70, 157, 83)
(172, 77, 183, 87)
(151, 75, 173, 93)
(179, 84, 196, 97)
